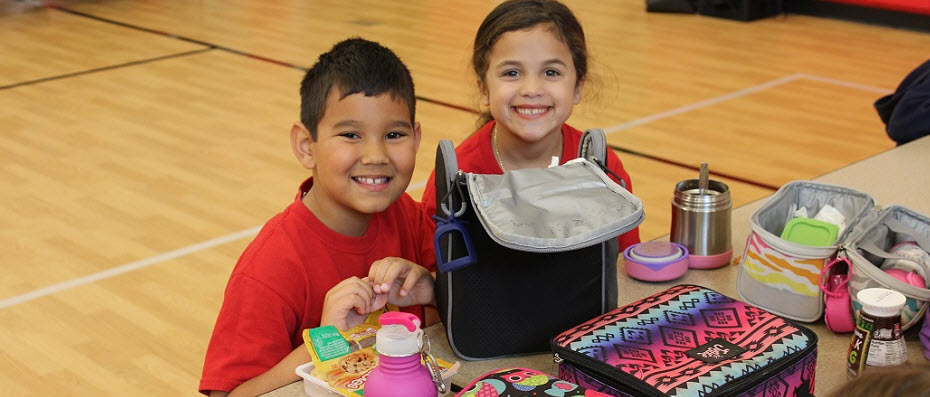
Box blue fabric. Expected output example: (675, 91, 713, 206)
(875, 59, 930, 145)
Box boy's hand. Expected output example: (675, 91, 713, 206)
(320, 276, 385, 331)
(368, 257, 436, 308)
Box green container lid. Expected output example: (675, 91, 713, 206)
(780, 217, 840, 247)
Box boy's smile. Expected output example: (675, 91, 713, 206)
(293, 91, 420, 236)
(353, 176, 391, 192)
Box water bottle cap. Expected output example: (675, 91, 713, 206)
(376, 312, 423, 357)
(857, 288, 906, 318)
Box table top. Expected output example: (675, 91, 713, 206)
(266, 136, 930, 397)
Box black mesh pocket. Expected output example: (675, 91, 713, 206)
(441, 210, 606, 359)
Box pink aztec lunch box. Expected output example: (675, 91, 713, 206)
(551, 285, 817, 397)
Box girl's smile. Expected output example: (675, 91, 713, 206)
(481, 23, 582, 169)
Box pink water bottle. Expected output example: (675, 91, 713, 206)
(365, 312, 438, 397)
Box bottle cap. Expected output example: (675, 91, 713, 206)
(857, 288, 906, 318)
(376, 312, 423, 357)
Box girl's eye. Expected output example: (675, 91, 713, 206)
(544, 69, 561, 77)
(502, 70, 520, 78)
(386, 132, 407, 140)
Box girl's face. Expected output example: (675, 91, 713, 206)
(481, 23, 583, 144)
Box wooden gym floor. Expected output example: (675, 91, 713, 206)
(1, 0, 928, 395)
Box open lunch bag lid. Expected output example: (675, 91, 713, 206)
(433, 130, 644, 359)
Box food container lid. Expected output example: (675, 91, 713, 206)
(857, 288, 906, 317)
(628, 241, 684, 264)
(780, 217, 839, 247)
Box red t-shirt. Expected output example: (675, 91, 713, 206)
(199, 178, 435, 394)
(421, 121, 640, 251)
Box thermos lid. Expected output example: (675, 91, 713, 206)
(629, 241, 684, 263)
(857, 288, 906, 318)
(673, 179, 731, 211)
(376, 312, 423, 357)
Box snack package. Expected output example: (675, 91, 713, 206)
(303, 308, 387, 395)
(302, 308, 455, 396)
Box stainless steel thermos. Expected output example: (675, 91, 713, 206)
(670, 167, 733, 269)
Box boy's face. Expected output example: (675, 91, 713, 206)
(297, 91, 420, 224)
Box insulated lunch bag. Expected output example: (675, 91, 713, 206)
(432, 129, 644, 360)
(841, 205, 930, 330)
(737, 181, 930, 330)
(736, 181, 875, 322)
(551, 284, 818, 397)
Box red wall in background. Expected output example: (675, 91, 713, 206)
(822, 0, 930, 15)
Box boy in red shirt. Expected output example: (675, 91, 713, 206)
(200, 38, 436, 396)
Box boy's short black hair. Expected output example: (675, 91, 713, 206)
(299, 38, 416, 139)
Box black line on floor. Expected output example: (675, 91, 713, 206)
(53, 6, 308, 71)
(0, 47, 214, 91)
(53, 6, 215, 49)
(54, 5, 483, 105)
(416, 97, 480, 114)
(609, 144, 780, 191)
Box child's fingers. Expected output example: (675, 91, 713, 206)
(329, 277, 375, 313)
(348, 292, 370, 315)
(381, 260, 408, 293)
(355, 278, 376, 313)
(398, 266, 427, 297)
(368, 260, 392, 293)
(369, 258, 408, 293)
(344, 277, 375, 299)
(366, 260, 385, 290)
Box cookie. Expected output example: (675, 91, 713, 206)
(338, 350, 377, 374)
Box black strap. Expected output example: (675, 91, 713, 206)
(580, 128, 626, 190)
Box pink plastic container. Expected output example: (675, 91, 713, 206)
(624, 241, 689, 282)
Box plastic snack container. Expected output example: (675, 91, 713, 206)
(624, 241, 690, 282)
(295, 360, 459, 397)
(780, 217, 839, 247)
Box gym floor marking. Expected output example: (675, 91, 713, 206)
(603, 73, 891, 135)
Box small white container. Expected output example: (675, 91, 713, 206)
(295, 360, 460, 397)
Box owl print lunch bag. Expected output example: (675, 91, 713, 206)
(455, 367, 610, 397)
